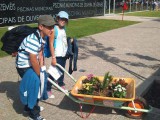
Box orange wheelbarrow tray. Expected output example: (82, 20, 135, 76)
(71, 76, 135, 102)
(47, 64, 153, 119)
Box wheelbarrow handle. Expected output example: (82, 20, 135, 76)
(56, 63, 77, 83)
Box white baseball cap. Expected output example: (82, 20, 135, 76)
(57, 11, 69, 20)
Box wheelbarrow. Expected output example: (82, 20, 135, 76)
(47, 63, 152, 119)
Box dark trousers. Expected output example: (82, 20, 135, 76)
(24, 101, 40, 118)
(16, 67, 40, 118)
(16, 67, 30, 78)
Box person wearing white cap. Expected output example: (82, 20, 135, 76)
(47, 11, 69, 97)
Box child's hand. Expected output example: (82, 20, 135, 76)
(51, 57, 57, 66)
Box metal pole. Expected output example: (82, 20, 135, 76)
(104, 0, 106, 15)
(130, 0, 132, 12)
(136, 1, 137, 11)
(113, 0, 115, 14)
(109, 0, 111, 14)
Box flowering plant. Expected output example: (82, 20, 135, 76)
(78, 73, 128, 98)
(109, 79, 128, 98)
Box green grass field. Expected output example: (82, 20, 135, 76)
(66, 18, 139, 38)
(0, 18, 138, 57)
(125, 11, 160, 17)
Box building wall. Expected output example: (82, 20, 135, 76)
(0, 0, 104, 27)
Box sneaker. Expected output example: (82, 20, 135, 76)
(28, 115, 46, 120)
(61, 85, 66, 90)
(39, 106, 44, 112)
(60, 85, 68, 92)
(47, 91, 55, 99)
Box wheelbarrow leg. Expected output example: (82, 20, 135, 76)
(79, 103, 96, 119)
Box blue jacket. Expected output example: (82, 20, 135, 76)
(66, 37, 78, 74)
(19, 68, 48, 109)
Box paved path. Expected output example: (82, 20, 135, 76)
(0, 15, 160, 120)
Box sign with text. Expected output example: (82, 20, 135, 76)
(0, 0, 104, 27)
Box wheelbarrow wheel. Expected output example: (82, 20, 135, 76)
(124, 96, 149, 119)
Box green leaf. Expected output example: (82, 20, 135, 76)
(102, 72, 112, 89)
